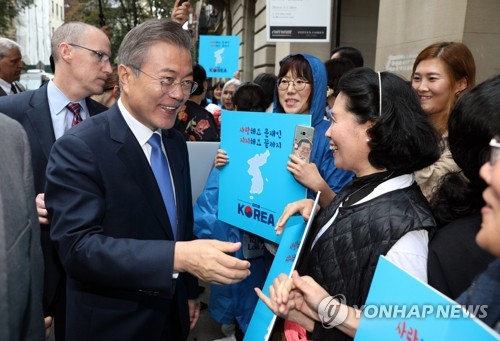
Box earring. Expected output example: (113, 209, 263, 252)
(455, 91, 462, 97)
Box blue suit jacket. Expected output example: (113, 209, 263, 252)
(45, 103, 198, 340)
(0, 84, 108, 330)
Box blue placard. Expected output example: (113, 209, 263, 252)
(244, 217, 306, 341)
(218, 110, 310, 243)
(199, 35, 240, 78)
(355, 257, 499, 340)
(244, 191, 321, 340)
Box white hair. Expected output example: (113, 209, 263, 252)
(222, 78, 241, 93)
(0, 38, 21, 58)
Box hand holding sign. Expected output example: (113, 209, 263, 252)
(275, 198, 318, 236)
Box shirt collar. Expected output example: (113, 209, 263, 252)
(47, 80, 89, 116)
(117, 98, 158, 146)
(0, 78, 13, 94)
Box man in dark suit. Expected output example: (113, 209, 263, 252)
(45, 19, 250, 340)
(0, 22, 112, 340)
(0, 38, 25, 96)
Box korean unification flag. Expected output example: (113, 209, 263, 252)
(218, 110, 310, 243)
(199, 35, 240, 78)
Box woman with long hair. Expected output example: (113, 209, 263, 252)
(411, 42, 476, 201)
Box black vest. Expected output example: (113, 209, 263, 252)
(300, 182, 436, 340)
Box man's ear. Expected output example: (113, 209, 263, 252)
(118, 65, 130, 93)
(58, 42, 72, 63)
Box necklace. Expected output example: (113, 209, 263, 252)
(343, 183, 371, 205)
(343, 171, 395, 206)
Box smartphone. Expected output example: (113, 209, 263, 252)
(178, 0, 188, 4)
(293, 125, 315, 163)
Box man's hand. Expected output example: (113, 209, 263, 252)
(174, 240, 250, 284)
(188, 299, 201, 330)
(44, 316, 53, 340)
(36, 193, 50, 225)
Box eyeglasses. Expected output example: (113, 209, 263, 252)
(68, 43, 111, 63)
(489, 136, 500, 164)
(277, 77, 310, 91)
(131, 66, 198, 96)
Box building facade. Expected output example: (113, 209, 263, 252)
(16, 0, 64, 68)
(200, 0, 500, 83)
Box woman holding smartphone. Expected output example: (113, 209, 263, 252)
(273, 54, 354, 207)
(214, 54, 354, 206)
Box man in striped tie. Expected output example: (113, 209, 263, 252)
(0, 23, 112, 340)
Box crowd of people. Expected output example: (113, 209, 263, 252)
(0, 1, 499, 340)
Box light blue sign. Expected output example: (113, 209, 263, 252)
(218, 110, 310, 243)
(199, 35, 240, 78)
(244, 217, 306, 341)
(356, 257, 500, 340)
(244, 191, 321, 340)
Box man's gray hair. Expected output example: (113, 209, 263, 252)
(51, 22, 92, 62)
(0, 38, 21, 59)
(118, 19, 192, 73)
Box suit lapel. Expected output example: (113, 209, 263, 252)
(108, 106, 174, 239)
(24, 89, 106, 162)
(0, 87, 6, 96)
(25, 86, 56, 161)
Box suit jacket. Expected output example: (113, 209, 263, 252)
(0, 84, 108, 326)
(45, 104, 199, 340)
(0, 113, 44, 341)
(0, 81, 25, 96)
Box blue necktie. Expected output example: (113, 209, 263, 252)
(148, 133, 177, 239)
